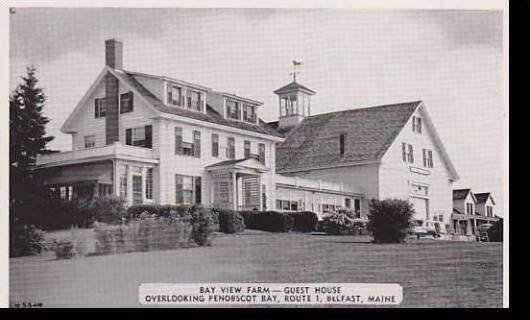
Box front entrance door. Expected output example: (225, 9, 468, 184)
(410, 196, 429, 220)
(132, 175, 143, 204)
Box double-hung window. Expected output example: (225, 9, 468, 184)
(125, 125, 152, 148)
(226, 100, 241, 120)
(193, 130, 201, 158)
(258, 143, 266, 165)
(422, 149, 433, 168)
(412, 116, 422, 133)
(402, 143, 414, 163)
(145, 168, 153, 200)
(244, 140, 251, 159)
(243, 104, 256, 123)
(227, 137, 236, 159)
(175, 175, 201, 205)
(167, 84, 182, 106)
(211, 133, 219, 157)
(84, 135, 95, 149)
(120, 91, 134, 113)
(94, 98, 106, 118)
(466, 203, 474, 215)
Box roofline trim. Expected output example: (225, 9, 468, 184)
(276, 160, 381, 174)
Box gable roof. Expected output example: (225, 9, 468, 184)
(276, 101, 421, 173)
(61, 67, 282, 138)
(453, 189, 477, 202)
(273, 81, 316, 95)
(475, 192, 495, 205)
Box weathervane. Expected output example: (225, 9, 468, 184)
(290, 60, 303, 82)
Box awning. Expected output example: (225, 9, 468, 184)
(206, 158, 269, 173)
(37, 161, 113, 185)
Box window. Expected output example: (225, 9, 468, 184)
(175, 127, 183, 155)
(354, 199, 361, 218)
(466, 203, 474, 215)
(145, 168, 153, 200)
(120, 91, 133, 113)
(226, 100, 241, 120)
(423, 149, 433, 168)
(402, 143, 414, 163)
(211, 133, 219, 157)
(258, 143, 266, 165)
(126, 125, 152, 148)
(438, 214, 444, 222)
(175, 174, 201, 205)
(193, 130, 201, 158)
(243, 104, 256, 123)
(412, 116, 422, 133)
(261, 184, 267, 210)
(345, 198, 352, 209)
(487, 206, 493, 217)
(244, 140, 251, 159)
(191, 91, 203, 112)
(339, 134, 345, 156)
(227, 137, 235, 159)
(84, 135, 95, 148)
(94, 98, 106, 118)
(120, 165, 128, 199)
(167, 84, 182, 106)
(132, 174, 143, 204)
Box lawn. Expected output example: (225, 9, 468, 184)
(9, 230, 502, 308)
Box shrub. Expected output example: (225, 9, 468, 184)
(321, 212, 356, 235)
(126, 204, 192, 220)
(487, 219, 503, 242)
(240, 211, 293, 232)
(289, 211, 318, 232)
(89, 196, 127, 224)
(53, 240, 75, 259)
(9, 222, 47, 257)
(214, 209, 245, 234)
(367, 199, 414, 244)
(94, 215, 194, 255)
(190, 205, 217, 246)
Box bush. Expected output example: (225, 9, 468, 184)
(9, 222, 47, 257)
(487, 219, 503, 242)
(214, 209, 245, 234)
(94, 215, 194, 255)
(320, 212, 364, 235)
(89, 196, 127, 224)
(288, 211, 318, 232)
(53, 240, 75, 259)
(240, 211, 293, 232)
(190, 205, 217, 246)
(126, 204, 191, 220)
(367, 199, 414, 244)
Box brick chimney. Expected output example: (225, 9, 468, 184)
(104, 39, 122, 144)
(105, 38, 123, 70)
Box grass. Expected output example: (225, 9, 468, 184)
(9, 230, 502, 308)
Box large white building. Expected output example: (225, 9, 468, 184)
(35, 39, 459, 227)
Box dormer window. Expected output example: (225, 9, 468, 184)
(167, 84, 183, 106)
(339, 134, 345, 156)
(243, 103, 257, 123)
(226, 100, 241, 120)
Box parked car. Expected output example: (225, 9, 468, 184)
(412, 219, 438, 239)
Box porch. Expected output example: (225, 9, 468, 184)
(206, 158, 269, 211)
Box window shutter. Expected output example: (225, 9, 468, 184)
(409, 144, 414, 163)
(259, 143, 266, 165)
(212, 133, 219, 157)
(194, 176, 202, 204)
(144, 125, 152, 149)
(175, 127, 183, 155)
(423, 149, 427, 167)
(128, 91, 134, 112)
(418, 118, 422, 133)
(402, 143, 407, 162)
(95, 99, 99, 118)
(126, 128, 132, 146)
(175, 175, 183, 204)
(412, 116, 416, 132)
(193, 130, 201, 158)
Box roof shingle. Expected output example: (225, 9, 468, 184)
(453, 189, 471, 200)
(276, 101, 421, 172)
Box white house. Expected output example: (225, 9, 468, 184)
(452, 189, 498, 236)
(34, 38, 460, 225)
(34, 39, 363, 216)
(274, 92, 459, 231)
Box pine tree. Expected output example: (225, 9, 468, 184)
(10, 66, 55, 219)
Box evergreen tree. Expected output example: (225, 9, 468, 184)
(10, 66, 55, 221)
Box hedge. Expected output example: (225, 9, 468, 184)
(288, 211, 318, 232)
(239, 211, 294, 232)
(213, 209, 245, 234)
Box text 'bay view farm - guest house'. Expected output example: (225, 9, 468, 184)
(34, 39, 460, 232)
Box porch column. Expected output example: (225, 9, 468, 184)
(258, 175, 263, 211)
(127, 164, 133, 205)
(231, 171, 237, 211)
(113, 160, 120, 197)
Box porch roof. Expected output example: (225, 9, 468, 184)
(205, 158, 269, 173)
(37, 162, 113, 185)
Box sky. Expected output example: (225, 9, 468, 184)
(9, 8, 505, 213)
